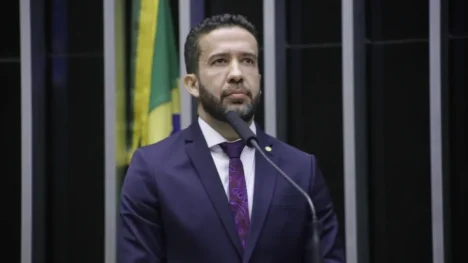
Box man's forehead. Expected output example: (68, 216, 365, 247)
(198, 27, 258, 56)
(202, 26, 255, 40)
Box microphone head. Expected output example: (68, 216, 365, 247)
(224, 111, 258, 147)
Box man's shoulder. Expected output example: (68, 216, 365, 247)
(129, 130, 186, 165)
(142, 131, 184, 151)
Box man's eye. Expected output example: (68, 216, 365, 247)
(243, 58, 254, 64)
(212, 58, 227, 64)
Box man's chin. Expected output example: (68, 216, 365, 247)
(224, 108, 254, 122)
(224, 109, 249, 118)
(224, 102, 250, 112)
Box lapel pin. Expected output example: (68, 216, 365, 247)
(265, 146, 272, 152)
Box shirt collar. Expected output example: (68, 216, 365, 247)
(198, 116, 257, 149)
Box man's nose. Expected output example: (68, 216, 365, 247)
(227, 61, 243, 84)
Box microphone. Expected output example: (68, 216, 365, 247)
(224, 111, 323, 263)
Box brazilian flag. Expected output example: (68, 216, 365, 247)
(129, 0, 180, 162)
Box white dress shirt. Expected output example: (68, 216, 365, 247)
(198, 117, 256, 219)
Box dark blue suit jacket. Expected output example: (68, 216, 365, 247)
(118, 122, 345, 263)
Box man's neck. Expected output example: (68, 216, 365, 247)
(198, 109, 253, 142)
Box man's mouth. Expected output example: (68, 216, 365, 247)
(227, 92, 248, 98)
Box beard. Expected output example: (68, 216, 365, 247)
(198, 82, 261, 123)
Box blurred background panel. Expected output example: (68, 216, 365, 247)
(366, 0, 432, 262)
(448, 0, 467, 260)
(46, 0, 105, 262)
(285, 0, 345, 245)
(1, 0, 21, 262)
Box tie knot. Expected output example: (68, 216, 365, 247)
(220, 140, 245, 159)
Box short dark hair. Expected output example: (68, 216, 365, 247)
(183, 14, 259, 74)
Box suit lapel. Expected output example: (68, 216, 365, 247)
(183, 123, 243, 258)
(243, 127, 279, 262)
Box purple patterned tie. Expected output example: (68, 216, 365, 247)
(220, 141, 250, 249)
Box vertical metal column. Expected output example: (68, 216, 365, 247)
(189, 0, 205, 122)
(20, 0, 33, 261)
(263, 0, 277, 137)
(179, 0, 192, 128)
(104, 0, 117, 262)
(21, 0, 47, 261)
(429, 0, 449, 262)
(342, 0, 369, 262)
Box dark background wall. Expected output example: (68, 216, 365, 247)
(448, 0, 467, 261)
(366, 0, 432, 262)
(45, 0, 105, 262)
(2, 0, 21, 262)
(285, 0, 345, 246)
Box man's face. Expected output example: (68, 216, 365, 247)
(185, 26, 261, 122)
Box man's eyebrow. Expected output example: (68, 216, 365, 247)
(208, 52, 229, 59)
(208, 51, 257, 59)
(239, 52, 257, 58)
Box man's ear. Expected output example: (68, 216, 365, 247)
(183, 74, 199, 98)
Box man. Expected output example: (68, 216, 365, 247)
(118, 14, 344, 263)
